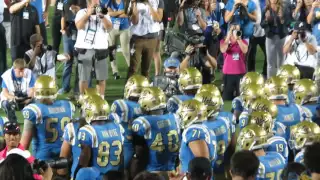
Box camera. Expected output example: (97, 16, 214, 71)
(233, 30, 242, 37)
(32, 158, 69, 174)
(92, 5, 108, 15)
(236, 3, 247, 19)
(298, 31, 307, 41)
(153, 75, 180, 98)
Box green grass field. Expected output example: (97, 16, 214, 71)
(2, 7, 265, 124)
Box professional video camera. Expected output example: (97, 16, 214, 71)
(32, 158, 69, 174)
(153, 74, 180, 98)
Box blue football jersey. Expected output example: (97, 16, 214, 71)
(78, 122, 124, 176)
(294, 150, 304, 164)
(275, 104, 309, 141)
(63, 121, 81, 178)
(132, 114, 180, 171)
(231, 96, 244, 113)
(22, 100, 75, 160)
(288, 90, 295, 104)
(180, 124, 217, 173)
(0, 117, 9, 137)
(203, 117, 230, 172)
(266, 136, 289, 162)
(167, 95, 194, 113)
(239, 110, 249, 130)
(256, 152, 286, 180)
(217, 111, 236, 137)
(111, 99, 142, 168)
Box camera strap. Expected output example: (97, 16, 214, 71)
(84, 11, 99, 44)
(40, 52, 48, 74)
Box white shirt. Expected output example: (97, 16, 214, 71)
(130, 0, 161, 36)
(74, 9, 111, 49)
(284, 32, 318, 68)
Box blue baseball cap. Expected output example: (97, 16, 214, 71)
(164, 57, 180, 68)
(76, 167, 100, 180)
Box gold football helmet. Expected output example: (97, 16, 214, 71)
(197, 84, 221, 97)
(237, 124, 268, 151)
(138, 87, 166, 112)
(248, 111, 274, 136)
(177, 99, 207, 129)
(293, 79, 318, 105)
(178, 67, 202, 91)
(264, 76, 288, 100)
(289, 121, 320, 150)
(124, 75, 150, 100)
(240, 72, 264, 92)
(34, 75, 57, 99)
(241, 83, 265, 108)
(82, 95, 110, 123)
(250, 98, 278, 119)
(78, 88, 99, 105)
(195, 91, 223, 118)
(277, 65, 301, 84)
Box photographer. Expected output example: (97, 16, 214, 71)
(261, 0, 287, 78)
(180, 32, 217, 84)
(126, 0, 164, 78)
(220, 20, 248, 100)
(57, 0, 80, 94)
(74, 0, 112, 97)
(283, 21, 317, 79)
(24, 34, 56, 79)
(153, 55, 181, 97)
(177, 0, 207, 33)
(0, 59, 35, 122)
(224, 0, 257, 40)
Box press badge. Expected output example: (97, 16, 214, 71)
(23, 11, 29, 20)
(84, 29, 96, 44)
(57, 2, 63, 10)
(232, 53, 240, 61)
(114, 20, 120, 30)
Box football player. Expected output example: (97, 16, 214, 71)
(75, 96, 124, 179)
(264, 76, 309, 142)
(131, 87, 180, 179)
(20, 75, 75, 160)
(195, 91, 232, 177)
(293, 79, 320, 122)
(237, 124, 286, 180)
(167, 67, 202, 113)
(57, 117, 87, 179)
(246, 111, 289, 161)
(111, 74, 149, 170)
(177, 99, 217, 175)
(289, 121, 320, 164)
(231, 72, 264, 122)
(277, 64, 301, 104)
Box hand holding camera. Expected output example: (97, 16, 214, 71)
(185, 45, 195, 56)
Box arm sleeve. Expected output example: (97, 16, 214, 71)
(248, 1, 256, 13)
(75, 9, 85, 23)
(22, 106, 38, 124)
(232, 98, 243, 112)
(132, 118, 149, 138)
(183, 127, 208, 144)
(1, 81, 7, 89)
(239, 112, 249, 129)
(78, 127, 93, 146)
(167, 96, 179, 113)
(111, 100, 129, 123)
(63, 123, 72, 142)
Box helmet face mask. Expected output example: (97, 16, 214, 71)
(138, 87, 167, 112)
(237, 124, 268, 151)
(178, 67, 203, 92)
(293, 79, 319, 105)
(289, 121, 320, 150)
(177, 99, 207, 129)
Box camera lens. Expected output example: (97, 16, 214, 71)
(236, 30, 242, 37)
